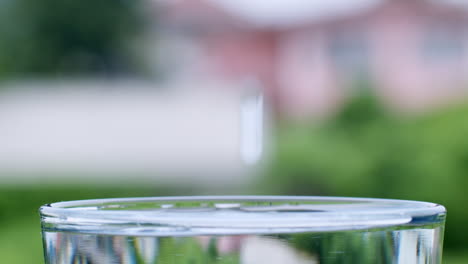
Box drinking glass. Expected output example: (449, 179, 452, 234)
(40, 196, 446, 264)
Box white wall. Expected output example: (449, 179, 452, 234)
(0, 80, 266, 185)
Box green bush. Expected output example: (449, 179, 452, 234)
(261, 93, 468, 250)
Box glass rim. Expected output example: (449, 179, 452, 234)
(40, 196, 446, 236)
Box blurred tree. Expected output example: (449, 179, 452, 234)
(0, 0, 146, 78)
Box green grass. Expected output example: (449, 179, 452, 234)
(0, 218, 43, 263)
(444, 251, 468, 264)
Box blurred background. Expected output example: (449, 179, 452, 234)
(0, 0, 468, 262)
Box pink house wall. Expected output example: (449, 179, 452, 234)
(201, 31, 279, 102)
(276, 29, 342, 118)
(371, 0, 468, 111)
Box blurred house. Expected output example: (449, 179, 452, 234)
(157, 0, 468, 118)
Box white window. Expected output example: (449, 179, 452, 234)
(328, 29, 370, 74)
(421, 22, 465, 64)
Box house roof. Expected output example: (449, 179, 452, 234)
(198, 0, 468, 28)
(159, 0, 468, 30)
(209, 0, 383, 28)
